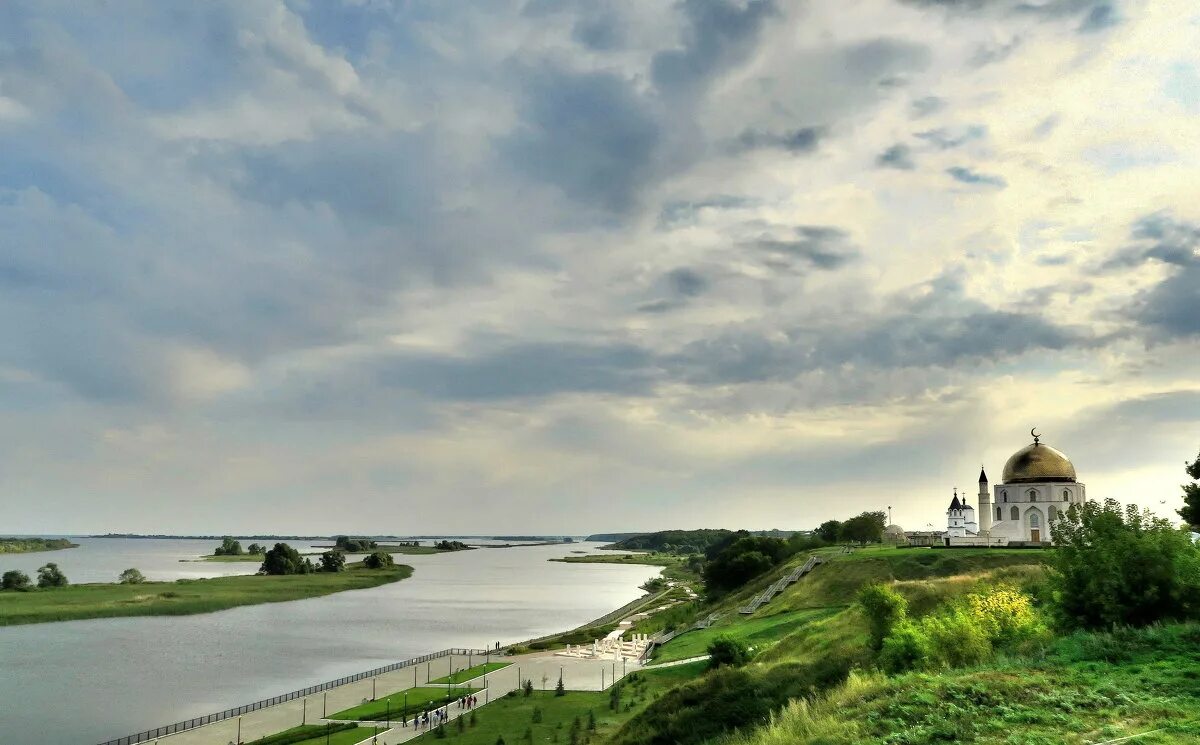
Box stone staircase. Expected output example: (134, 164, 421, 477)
(738, 555, 822, 615)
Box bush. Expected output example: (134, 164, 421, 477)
(857, 583, 908, 650)
(36, 562, 68, 588)
(523, 679, 534, 697)
(1050, 498, 1200, 629)
(532, 707, 543, 723)
(319, 550, 347, 573)
(214, 536, 243, 556)
(260, 543, 314, 575)
(364, 551, 394, 569)
(878, 585, 1045, 673)
(707, 635, 751, 669)
(118, 568, 146, 584)
(555, 677, 565, 696)
(2, 569, 31, 591)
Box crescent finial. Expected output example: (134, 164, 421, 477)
(1031, 427, 1040, 444)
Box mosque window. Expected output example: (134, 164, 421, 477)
(1062, 489, 1070, 500)
(1010, 506, 1019, 520)
(1028, 489, 1037, 502)
(1002, 490, 1007, 503)
(1029, 513, 1040, 528)
(995, 506, 1002, 521)
(1049, 505, 1057, 522)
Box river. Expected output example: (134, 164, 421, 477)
(0, 538, 658, 744)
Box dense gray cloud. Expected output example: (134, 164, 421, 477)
(877, 143, 916, 169)
(0, 0, 1193, 533)
(946, 166, 1007, 187)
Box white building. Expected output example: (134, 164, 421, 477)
(945, 489, 978, 537)
(946, 431, 1086, 546)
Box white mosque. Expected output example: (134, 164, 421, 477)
(944, 430, 1087, 546)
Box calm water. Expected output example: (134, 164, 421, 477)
(0, 539, 657, 745)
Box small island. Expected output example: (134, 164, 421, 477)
(0, 542, 413, 626)
(0, 537, 79, 554)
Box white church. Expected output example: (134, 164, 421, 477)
(944, 430, 1087, 546)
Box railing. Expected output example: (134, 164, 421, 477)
(640, 612, 723, 660)
(738, 556, 821, 614)
(96, 647, 489, 745)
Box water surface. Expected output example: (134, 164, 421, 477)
(0, 539, 656, 744)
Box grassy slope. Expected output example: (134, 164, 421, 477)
(0, 562, 412, 626)
(411, 662, 708, 745)
(651, 607, 840, 664)
(724, 624, 1200, 745)
(431, 662, 512, 684)
(329, 686, 481, 721)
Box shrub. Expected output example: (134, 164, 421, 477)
(118, 568, 146, 584)
(523, 679, 534, 697)
(319, 550, 347, 573)
(1050, 498, 1200, 629)
(364, 551, 395, 569)
(36, 562, 68, 588)
(2, 569, 31, 591)
(259, 543, 313, 575)
(555, 677, 566, 696)
(879, 621, 933, 673)
(532, 707, 543, 723)
(857, 583, 907, 650)
(707, 635, 751, 669)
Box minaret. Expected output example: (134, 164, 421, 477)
(978, 466, 991, 541)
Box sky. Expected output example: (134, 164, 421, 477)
(1, 0, 1198, 536)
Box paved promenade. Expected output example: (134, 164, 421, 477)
(150, 650, 641, 745)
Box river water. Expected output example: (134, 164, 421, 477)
(0, 538, 658, 745)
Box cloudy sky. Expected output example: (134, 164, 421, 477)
(1, 0, 1198, 535)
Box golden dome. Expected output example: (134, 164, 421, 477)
(1002, 438, 1076, 484)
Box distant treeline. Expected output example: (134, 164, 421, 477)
(602, 529, 801, 554)
(0, 538, 79, 554)
(93, 534, 337, 540)
(492, 536, 575, 542)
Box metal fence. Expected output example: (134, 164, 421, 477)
(97, 647, 489, 745)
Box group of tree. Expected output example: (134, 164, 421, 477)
(1, 562, 69, 591)
(259, 543, 316, 575)
(364, 550, 395, 569)
(213, 537, 244, 556)
(334, 536, 379, 552)
(814, 511, 887, 546)
(1050, 497, 1200, 629)
(435, 540, 470, 551)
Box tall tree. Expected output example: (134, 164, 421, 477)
(1178, 448, 1200, 528)
(840, 511, 887, 546)
(815, 520, 842, 544)
(36, 563, 68, 588)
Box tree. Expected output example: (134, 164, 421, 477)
(36, 562, 68, 588)
(523, 679, 534, 697)
(364, 551, 394, 569)
(815, 520, 842, 544)
(858, 583, 908, 650)
(260, 543, 313, 575)
(706, 635, 750, 668)
(840, 511, 886, 546)
(554, 677, 565, 697)
(2, 570, 31, 591)
(118, 568, 146, 584)
(1050, 498, 1200, 629)
(246, 543, 266, 555)
(214, 536, 243, 556)
(1178, 448, 1200, 528)
(319, 550, 347, 573)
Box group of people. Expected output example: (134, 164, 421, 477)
(398, 693, 479, 731)
(402, 706, 450, 730)
(457, 694, 479, 709)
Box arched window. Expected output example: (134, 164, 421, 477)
(1028, 489, 1037, 502)
(1048, 505, 1057, 522)
(1062, 489, 1069, 500)
(1002, 490, 1007, 503)
(995, 506, 1002, 521)
(1029, 513, 1040, 529)
(1010, 506, 1019, 520)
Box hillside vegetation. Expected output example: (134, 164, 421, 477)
(0, 538, 78, 554)
(602, 500, 1200, 745)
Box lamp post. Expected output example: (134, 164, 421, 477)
(302, 697, 307, 725)
(236, 717, 241, 744)
(323, 692, 327, 718)
(372, 677, 377, 701)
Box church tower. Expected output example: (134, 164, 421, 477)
(978, 467, 991, 538)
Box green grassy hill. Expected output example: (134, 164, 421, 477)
(602, 546, 1199, 745)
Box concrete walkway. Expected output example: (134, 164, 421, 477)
(152, 650, 644, 744)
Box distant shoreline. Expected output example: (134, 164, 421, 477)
(0, 538, 79, 555)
